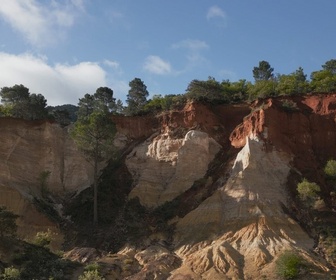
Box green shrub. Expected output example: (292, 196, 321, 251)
(1, 266, 20, 280)
(276, 251, 303, 279)
(34, 229, 54, 248)
(297, 179, 320, 206)
(324, 159, 336, 178)
(78, 269, 105, 280)
(84, 262, 101, 272)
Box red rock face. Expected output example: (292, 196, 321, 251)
(158, 102, 251, 147)
(302, 93, 336, 115)
(228, 94, 336, 190)
(113, 97, 336, 185)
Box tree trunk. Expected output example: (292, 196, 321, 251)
(93, 157, 98, 226)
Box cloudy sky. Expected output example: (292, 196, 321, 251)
(0, 0, 336, 106)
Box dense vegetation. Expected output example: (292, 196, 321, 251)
(1, 59, 336, 121)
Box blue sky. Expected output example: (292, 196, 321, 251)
(0, 0, 336, 106)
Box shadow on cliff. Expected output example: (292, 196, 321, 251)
(62, 141, 240, 253)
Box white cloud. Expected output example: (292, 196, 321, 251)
(0, 0, 85, 47)
(172, 39, 209, 52)
(0, 52, 108, 106)
(143, 55, 172, 75)
(172, 39, 209, 72)
(104, 59, 120, 69)
(207, 5, 226, 20)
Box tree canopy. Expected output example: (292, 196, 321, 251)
(297, 179, 320, 207)
(2, 58, 336, 118)
(276, 67, 309, 96)
(322, 59, 336, 74)
(126, 78, 149, 115)
(77, 87, 116, 119)
(0, 84, 48, 120)
(253, 60, 274, 81)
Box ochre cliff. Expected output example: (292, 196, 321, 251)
(0, 118, 92, 242)
(1, 95, 336, 279)
(0, 118, 93, 195)
(111, 96, 335, 279)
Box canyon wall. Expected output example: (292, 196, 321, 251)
(0, 118, 92, 242)
(0, 118, 93, 196)
(115, 96, 336, 279)
(1, 94, 336, 278)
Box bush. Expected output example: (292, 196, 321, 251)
(276, 251, 303, 279)
(297, 179, 320, 206)
(78, 270, 105, 280)
(33, 229, 54, 248)
(84, 262, 101, 272)
(1, 266, 20, 280)
(324, 159, 336, 178)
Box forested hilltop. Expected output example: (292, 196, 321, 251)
(1, 59, 336, 122)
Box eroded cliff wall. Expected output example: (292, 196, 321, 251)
(0, 118, 93, 195)
(113, 96, 335, 279)
(1, 95, 336, 279)
(0, 118, 92, 241)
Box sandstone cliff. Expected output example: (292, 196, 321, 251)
(111, 96, 335, 279)
(126, 130, 221, 207)
(1, 95, 336, 279)
(0, 118, 92, 242)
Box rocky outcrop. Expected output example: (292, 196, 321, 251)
(0, 118, 93, 196)
(0, 118, 92, 245)
(171, 136, 327, 279)
(0, 183, 62, 245)
(126, 130, 221, 207)
(2, 96, 336, 278)
(120, 97, 336, 278)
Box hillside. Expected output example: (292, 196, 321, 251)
(0, 94, 336, 279)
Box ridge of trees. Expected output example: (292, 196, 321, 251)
(2, 59, 336, 121)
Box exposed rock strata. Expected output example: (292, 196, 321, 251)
(122, 97, 336, 278)
(0, 118, 93, 196)
(2, 96, 336, 278)
(0, 118, 92, 244)
(127, 130, 221, 207)
(170, 136, 325, 279)
(0, 183, 62, 245)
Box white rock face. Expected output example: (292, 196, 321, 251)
(126, 130, 221, 207)
(172, 136, 326, 279)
